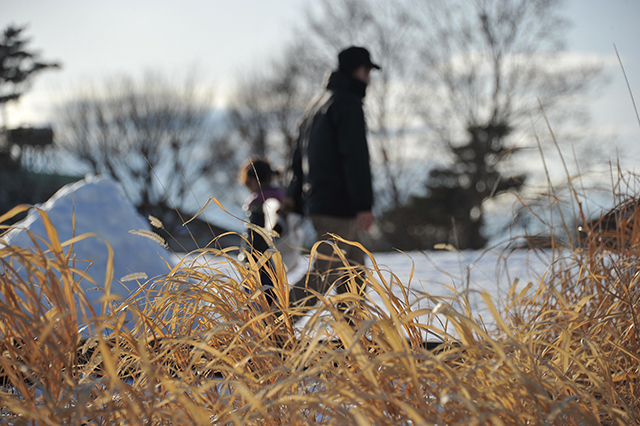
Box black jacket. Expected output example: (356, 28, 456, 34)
(287, 70, 373, 218)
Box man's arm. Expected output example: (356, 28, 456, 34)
(284, 138, 304, 215)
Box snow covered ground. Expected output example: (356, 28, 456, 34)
(3, 177, 553, 331)
(176, 245, 551, 333)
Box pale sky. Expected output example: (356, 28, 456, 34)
(1, 0, 305, 117)
(1, 0, 639, 161)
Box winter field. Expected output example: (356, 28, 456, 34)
(1, 175, 639, 424)
(4, 176, 550, 329)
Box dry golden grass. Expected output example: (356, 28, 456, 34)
(0, 187, 639, 425)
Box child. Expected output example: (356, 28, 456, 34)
(239, 158, 286, 253)
(238, 158, 286, 306)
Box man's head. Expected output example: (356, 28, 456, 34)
(338, 46, 381, 84)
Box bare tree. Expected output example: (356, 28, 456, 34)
(384, 0, 606, 249)
(228, 70, 273, 159)
(413, 0, 602, 139)
(227, 43, 321, 169)
(55, 72, 237, 229)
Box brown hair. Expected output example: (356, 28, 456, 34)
(238, 158, 276, 186)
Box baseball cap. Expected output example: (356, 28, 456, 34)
(338, 46, 381, 73)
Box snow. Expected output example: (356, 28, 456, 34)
(2, 176, 173, 319)
(2, 176, 553, 334)
(361, 248, 550, 327)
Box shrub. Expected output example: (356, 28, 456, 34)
(0, 188, 639, 424)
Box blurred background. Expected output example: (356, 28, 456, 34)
(1, 0, 638, 252)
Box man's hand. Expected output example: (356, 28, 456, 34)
(355, 211, 375, 231)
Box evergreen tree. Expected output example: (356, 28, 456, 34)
(0, 24, 60, 170)
(0, 24, 60, 108)
(383, 124, 524, 250)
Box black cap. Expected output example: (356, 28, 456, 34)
(338, 46, 381, 74)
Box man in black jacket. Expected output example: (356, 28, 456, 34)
(285, 46, 380, 314)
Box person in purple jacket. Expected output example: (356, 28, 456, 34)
(238, 158, 285, 306)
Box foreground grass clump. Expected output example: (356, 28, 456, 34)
(0, 200, 639, 425)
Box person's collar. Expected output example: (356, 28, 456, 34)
(327, 70, 367, 99)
